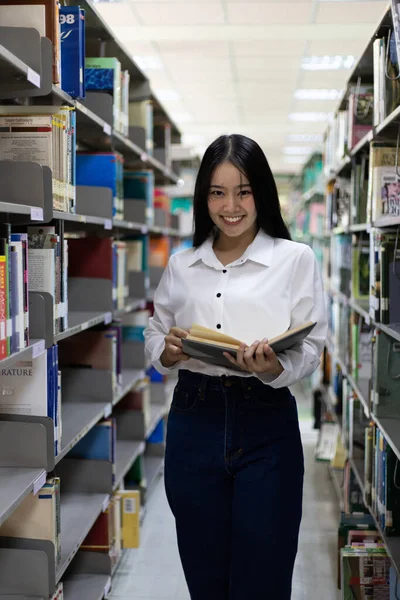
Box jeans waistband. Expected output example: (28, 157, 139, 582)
(177, 368, 279, 396)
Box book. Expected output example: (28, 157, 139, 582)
(347, 89, 374, 151)
(59, 6, 86, 99)
(181, 322, 317, 371)
(120, 490, 140, 548)
(68, 418, 116, 473)
(0, 0, 61, 83)
(128, 100, 154, 155)
(10, 234, 29, 350)
(76, 152, 124, 219)
(372, 328, 400, 417)
(85, 57, 122, 131)
(0, 254, 7, 360)
(124, 170, 155, 225)
(341, 547, 391, 599)
(0, 477, 60, 563)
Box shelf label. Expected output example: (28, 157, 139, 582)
(103, 123, 112, 136)
(104, 219, 112, 230)
(78, 215, 86, 223)
(32, 339, 45, 359)
(141, 225, 148, 235)
(140, 152, 148, 162)
(27, 68, 40, 88)
(33, 470, 47, 495)
(104, 312, 112, 325)
(104, 403, 112, 418)
(30, 207, 43, 221)
(104, 577, 112, 597)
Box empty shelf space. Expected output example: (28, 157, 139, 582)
(114, 440, 145, 489)
(63, 573, 111, 600)
(55, 312, 111, 343)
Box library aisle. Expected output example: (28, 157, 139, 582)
(110, 383, 341, 600)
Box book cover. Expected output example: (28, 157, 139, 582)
(11, 234, 29, 349)
(0, 478, 58, 560)
(182, 322, 316, 371)
(373, 329, 400, 417)
(85, 57, 122, 126)
(68, 237, 113, 280)
(60, 6, 86, 99)
(0, 255, 7, 360)
(76, 152, 124, 218)
(120, 490, 140, 549)
(0, 226, 11, 357)
(341, 547, 391, 599)
(0, 351, 48, 417)
(68, 419, 114, 462)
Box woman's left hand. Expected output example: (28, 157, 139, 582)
(224, 339, 284, 376)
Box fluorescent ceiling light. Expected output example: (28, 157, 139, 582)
(302, 56, 355, 71)
(294, 89, 343, 100)
(133, 55, 163, 70)
(182, 133, 207, 145)
(283, 146, 313, 155)
(154, 89, 181, 102)
(289, 112, 332, 122)
(171, 112, 193, 123)
(287, 133, 323, 142)
(284, 156, 306, 165)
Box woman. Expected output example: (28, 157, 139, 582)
(144, 134, 327, 599)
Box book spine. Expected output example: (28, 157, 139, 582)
(47, 347, 55, 453)
(10, 247, 19, 353)
(0, 256, 7, 360)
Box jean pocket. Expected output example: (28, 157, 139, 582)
(170, 383, 198, 414)
(255, 386, 293, 408)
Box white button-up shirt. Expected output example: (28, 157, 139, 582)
(144, 229, 327, 388)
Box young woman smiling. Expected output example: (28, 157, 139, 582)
(144, 134, 327, 600)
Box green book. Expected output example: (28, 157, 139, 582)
(351, 235, 369, 300)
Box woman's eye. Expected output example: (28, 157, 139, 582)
(239, 190, 251, 196)
(211, 190, 223, 197)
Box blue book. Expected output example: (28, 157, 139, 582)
(76, 152, 123, 218)
(122, 325, 145, 342)
(60, 6, 86, 99)
(124, 170, 154, 219)
(69, 419, 114, 462)
(47, 347, 55, 452)
(148, 418, 164, 444)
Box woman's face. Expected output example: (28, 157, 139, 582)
(208, 162, 257, 239)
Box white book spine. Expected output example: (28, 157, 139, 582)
(0, 352, 48, 416)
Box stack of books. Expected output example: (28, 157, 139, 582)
(0, 107, 77, 214)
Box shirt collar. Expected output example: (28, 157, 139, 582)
(188, 229, 275, 268)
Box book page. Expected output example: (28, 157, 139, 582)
(189, 324, 243, 346)
(28, 249, 55, 294)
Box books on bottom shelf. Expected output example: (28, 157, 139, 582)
(0, 476, 61, 564)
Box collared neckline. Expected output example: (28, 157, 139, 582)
(188, 229, 275, 269)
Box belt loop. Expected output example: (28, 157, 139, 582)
(198, 375, 208, 401)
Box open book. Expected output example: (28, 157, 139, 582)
(181, 322, 316, 371)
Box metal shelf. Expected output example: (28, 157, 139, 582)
(53, 211, 111, 229)
(57, 492, 109, 583)
(371, 413, 400, 464)
(114, 440, 145, 489)
(328, 465, 344, 511)
(56, 402, 108, 465)
(54, 312, 111, 344)
(63, 573, 111, 600)
(143, 454, 164, 496)
(113, 298, 146, 319)
(0, 39, 40, 93)
(0, 467, 46, 527)
(113, 369, 146, 407)
(113, 219, 148, 233)
(365, 501, 400, 579)
(146, 405, 166, 440)
(0, 339, 45, 369)
(350, 454, 365, 494)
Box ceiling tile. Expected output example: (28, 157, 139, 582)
(233, 40, 305, 56)
(122, 41, 157, 56)
(292, 98, 339, 112)
(95, 3, 141, 26)
(299, 70, 350, 87)
(315, 1, 387, 24)
(227, 3, 314, 25)
(235, 55, 301, 70)
(307, 38, 366, 56)
(134, 3, 225, 25)
(157, 40, 230, 56)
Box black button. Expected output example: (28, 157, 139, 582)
(223, 269, 227, 273)
(216, 293, 221, 298)
(216, 324, 221, 329)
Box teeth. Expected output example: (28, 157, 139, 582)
(223, 216, 243, 223)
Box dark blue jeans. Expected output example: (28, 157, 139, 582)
(165, 370, 305, 600)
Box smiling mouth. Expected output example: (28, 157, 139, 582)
(221, 216, 245, 224)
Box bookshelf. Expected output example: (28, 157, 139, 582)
(292, 2, 400, 587)
(0, 2, 190, 598)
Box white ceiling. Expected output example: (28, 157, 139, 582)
(95, 0, 388, 174)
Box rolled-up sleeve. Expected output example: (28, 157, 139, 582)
(257, 245, 327, 388)
(144, 257, 180, 375)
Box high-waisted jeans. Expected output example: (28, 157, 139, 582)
(164, 369, 305, 600)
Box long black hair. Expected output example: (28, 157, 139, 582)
(193, 134, 291, 247)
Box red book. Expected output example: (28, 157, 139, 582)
(0, 256, 7, 359)
(68, 237, 113, 279)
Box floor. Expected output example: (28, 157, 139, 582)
(110, 382, 341, 600)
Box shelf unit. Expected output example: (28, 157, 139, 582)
(0, 5, 183, 598)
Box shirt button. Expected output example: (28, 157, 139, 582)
(216, 324, 221, 329)
(223, 269, 227, 273)
(216, 293, 221, 298)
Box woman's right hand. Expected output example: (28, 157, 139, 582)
(160, 327, 190, 368)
